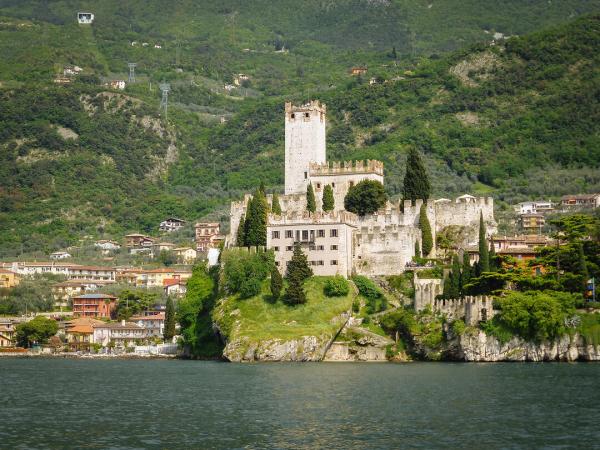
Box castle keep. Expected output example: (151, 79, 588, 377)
(228, 101, 496, 277)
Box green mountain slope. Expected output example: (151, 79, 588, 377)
(0, 2, 599, 256)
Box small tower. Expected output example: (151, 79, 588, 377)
(284, 101, 327, 195)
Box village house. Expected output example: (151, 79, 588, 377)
(561, 194, 600, 209)
(9, 261, 78, 277)
(491, 235, 553, 251)
(518, 213, 545, 234)
(68, 266, 116, 282)
(53, 76, 72, 84)
(195, 222, 224, 252)
(159, 217, 186, 232)
(125, 234, 154, 247)
(130, 313, 165, 338)
(0, 269, 20, 289)
(153, 242, 176, 253)
(164, 279, 187, 297)
(0, 319, 16, 347)
(350, 66, 368, 76)
(93, 320, 148, 348)
(72, 293, 117, 319)
(52, 280, 114, 305)
(514, 200, 554, 215)
(234, 73, 250, 86)
(94, 240, 121, 251)
(63, 65, 83, 76)
(50, 251, 72, 260)
(109, 80, 126, 90)
(77, 12, 94, 24)
(116, 268, 192, 288)
(173, 247, 197, 263)
(65, 318, 102, 351)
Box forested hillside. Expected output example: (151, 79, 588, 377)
(0, 1, 599, 256)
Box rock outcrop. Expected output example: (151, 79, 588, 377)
(455, 330, 600, 362)
(223, 335, 332, 362)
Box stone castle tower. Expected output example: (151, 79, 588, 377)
(284, 101, 326, 194)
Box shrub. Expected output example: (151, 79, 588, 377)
(222, 249, 274, 298)
(344, 179, 387, 216)
(324, 276, 350, 297)
(451, 319, 466, 336)
(353, 275, 387, 314)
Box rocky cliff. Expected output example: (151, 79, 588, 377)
(453, 330, 600, 362)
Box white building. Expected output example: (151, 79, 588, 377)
(159, 217, 186, 232)
(130, 313, 165, 338)
(50, 251, 72, 260)
(94, 240, 121, 251)
(227, 101, 496, 277)
(515, 200, 554, 215)
(173, 247, 197, 263)
(93, 321, 147, 348)
(77, 12, 94, 24)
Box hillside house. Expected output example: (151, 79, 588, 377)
(52, 280, 114, 305)
(50, 251, 72, 260)
(94, 240, 121, 251)
(159, 217, 186, 232)
(518, 213, 545, 234)
(65, 318, 103, 351)
(195, 222, 223, 252)
(0, 319, 16, 347)
(109, 80, 126, 90)
(350, 66, 368, 76)
(93, 320, 148, 348)
(0, 269, 20, 289)
(561, 194, 600, 209)
(68, 266, 116, 282)
(173, 247, 197, 263)
(514, 200, 554, 215)
(125, 234, 154, 247)
(234, 73, 250, 86)
(63, 65, 83, 76)
(77, 12, 94, 24)
(164, 279, 187, 297)
(72, 293, 117, 319)
(153, 242, 176, 254)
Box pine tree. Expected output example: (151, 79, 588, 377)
(414, 240, 421, 259)
(576, 243, 589, 279)
(285, 243, 313, 281)
(163, 296, 176, 341)
(478, 211, 490, 273)
(442, 276, 452, 299)
(322, 184, 335, 212)
(245, 189, 268, 247)
(419, 204, 433, 257)
(270, 267, 283, 300)
(236, 215, 246, 247)
(402, 147, 431, 204)
(284, 271, 307, 305)
(259, 181, 266, 195)
(271, 192, 282, 215)
(306, 183, 316, 213)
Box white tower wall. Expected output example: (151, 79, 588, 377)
(284, 101, 326, 194)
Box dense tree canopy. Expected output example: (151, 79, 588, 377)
(344, 180, 387, 216)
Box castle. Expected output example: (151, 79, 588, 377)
(228, 101, 496, 277)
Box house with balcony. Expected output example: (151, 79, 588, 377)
(72, 293, 117, 319)
(93, 321, 148, 348)
(159, 217, 186, 233)
(130, 313, 165, 338)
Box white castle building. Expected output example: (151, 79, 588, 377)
(228, 101, 496, 277)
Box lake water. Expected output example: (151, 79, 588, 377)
(0, 358, 599, 449)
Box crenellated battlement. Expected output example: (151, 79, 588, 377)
(285, 100, 326, 117)
(434, 295, 496, 325)
(269, 209, 358, 226)
(309, 159, 384, 176)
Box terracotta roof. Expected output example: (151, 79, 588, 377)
(130, 313, 165, 321)
(94, 321, 144, 330)
(0, 269, 17, 275)
(67, 325, 94, 334)
(70, 266, 116, 271)
(497, 247, 537, 255)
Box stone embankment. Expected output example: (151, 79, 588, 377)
(455, 330, 600, 362)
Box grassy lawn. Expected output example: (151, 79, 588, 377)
(215, 277, 354, 342)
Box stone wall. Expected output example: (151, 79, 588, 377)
(434, 296, 496, 326)
(414, 276, 443, 311)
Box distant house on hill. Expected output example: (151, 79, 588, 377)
(77, 12, 94, 24)
(561, 194, 600, 209)
(159, 217, 186, 233)
(94, 240, 121, 251)
(109, 80, 126, 90)
(50, 251, 72, 260)
(125, 234, 154, 247)
(195, 222, 224, 252)
(515, 200, 554, 215)
(163, 279, 187, 297)
(350, 66, 367, 76)
(0, 269, 20, 289)
(173, 247, 197, 264)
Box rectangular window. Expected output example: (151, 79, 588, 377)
(273, 246, 280, 252)
(302, 230, 309, 241)
(272, 231, 280, 239)
(330, 229, 338, 237)
(304, 172, 308, 179)
(316, 183, 321, 189)
(295, 230, 300, 242)
(317, 229, 325, 238)
(285, 230, 293, 239)
(331, 260, 338, 265)
(332, 183, 335, 188)
(286, 246, 293, 251)
(318, 245, 324, 251)
(331, 245, 338, 250)
(319, 260, 324, 266)
(309, 244, 316, 251)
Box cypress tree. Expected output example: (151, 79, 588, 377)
(414, 240, 421, 259)
(306, 183, 316, 213)
(419, 204, 433, 257)
(576, 243, 589, 280)
(478, 211, 489, 273)
(322, 184, 335, 212)
(163, 297, 176, 341)
(461, 253, 472, 294)
(450, 254, 462, 298)
(489, 242, 498, 271)
(271, 192, 282, 215)
(245, 189, 268, 247)
(270, 267, 283, 300)
(236, 215, 246, 247)
(442, 276, 452, 299)
(402, 147, 431, 204)
(285, 243, 313, 281)
(284, 271, 307, 305)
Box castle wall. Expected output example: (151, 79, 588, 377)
(284, 101, 326, 195)
(434, 296, 496, 326)
(434, 197, 496, 243)
(414, 276, 443, 311)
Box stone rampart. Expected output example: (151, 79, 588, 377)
(434, 296, 496, 325)
(309, 159, 384, 176)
